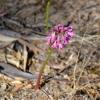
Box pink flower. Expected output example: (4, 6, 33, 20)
(46, 24, 74, 50)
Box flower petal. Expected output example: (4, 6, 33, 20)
(51, 41, 58, 48)
(63, 39, 69, 45)
(64, 26, 73, 32)
(68, 31, 74, 37)
(56, 36, 61, 43)
(58, 43, 63, 50)
(51, 32, 56, 41)
(56, 24, 64, 33)
(46, 36, 52, 45)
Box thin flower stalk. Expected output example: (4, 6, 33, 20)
(36, 48, 54, 89)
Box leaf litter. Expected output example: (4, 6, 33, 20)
(0, 0, 100, 99)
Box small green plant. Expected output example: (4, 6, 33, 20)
(36, 2, 74, 90)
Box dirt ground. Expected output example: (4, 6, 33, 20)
(0, 0, 100, 100)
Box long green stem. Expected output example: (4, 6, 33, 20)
(36, 1, 51, 90)
(36, 48, 54, 89)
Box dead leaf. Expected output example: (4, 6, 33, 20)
(22, 84, 32, 90)
(0, 33, 18, 42)
(6, 54, 20, 67)
(84, 87, 97, 94)
(16, 51, 22, 61)
(0, 82, 6, 91)
(0, 73, 13, 81)
(11, 80, 22, 84)
(65, 57, 78, 65)
(88, 89, 97, 94)
(88, 73, 98, 79)
(50, 64, 65, 70)
(10, 81, 23, 88)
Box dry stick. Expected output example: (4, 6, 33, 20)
(0, 42, 13, 48)
(31, 30, 47, 36)
(72, 35, 98, 47)
(18, 39, 44, 55)
(73, 33, 86, 90)
(23, 45, 27, 72)
(80, 3, 99, 10)
(76, 50, 94, 87)
(72, 34, 91, 91)
(41, 88, 54, 100)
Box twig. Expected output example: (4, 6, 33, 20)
(18, 39, 44, 55)
(23, 45, 27, 71)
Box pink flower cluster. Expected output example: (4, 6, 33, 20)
(46, 24, 74, 50)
